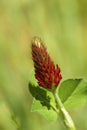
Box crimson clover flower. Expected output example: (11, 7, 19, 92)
(31, 36, 62, 90)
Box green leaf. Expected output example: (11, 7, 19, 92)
(29, 83, 51, 110)
(31, 99, 57, 122)
(28, 82, 57, 122)
(58, 79, 87, 109)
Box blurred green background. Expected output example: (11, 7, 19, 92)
(0, 0, 87, 130)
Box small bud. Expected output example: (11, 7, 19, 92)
(31, 36, 62, 90)
(31, 36, 41, 48)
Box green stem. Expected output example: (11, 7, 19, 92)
(53, 90, 76, 130)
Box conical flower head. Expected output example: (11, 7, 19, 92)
(31, 36, 62, 90)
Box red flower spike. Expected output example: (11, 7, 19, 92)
(31, 36, 62, 90)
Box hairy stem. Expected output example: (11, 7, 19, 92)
(53, 90, 76, 130)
